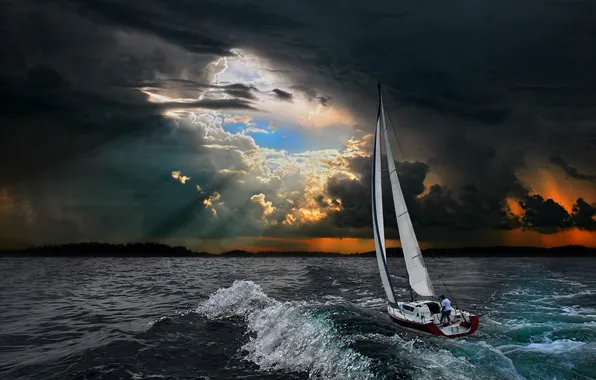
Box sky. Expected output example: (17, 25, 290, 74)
(0, 0, 595, 253)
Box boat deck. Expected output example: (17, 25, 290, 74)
(387, 301, 478, 337)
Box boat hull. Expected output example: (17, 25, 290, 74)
(389, 313, 479, 338)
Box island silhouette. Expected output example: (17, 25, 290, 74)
(0, 242, 594, 257)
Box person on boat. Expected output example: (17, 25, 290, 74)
(439, 295, 452, 326)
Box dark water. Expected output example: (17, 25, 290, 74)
(1, 256, 595, 380)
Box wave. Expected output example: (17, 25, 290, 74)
(193, 275, 596, 380)
(196, 280, 375, 380)
(194, 281, 529, 380)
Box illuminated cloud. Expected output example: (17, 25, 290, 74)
(224, 115, 255, 125)
(171, 171, 191, 184)
(250, 193, 277, 217)
(244, 126, 271, 134)
(212, 50, 357, 129)
(203, 192, 222, 208)
(203, 192, 224, 218)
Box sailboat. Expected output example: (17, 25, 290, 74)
(371, 84, 479, 338)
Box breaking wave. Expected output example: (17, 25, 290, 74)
(196, 280, 374, 380)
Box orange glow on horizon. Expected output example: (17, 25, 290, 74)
(161, 228, 595, 254)
(225, 230, 595, 253)
(229, 236, 429, 254)
(504, 228, 596, 248)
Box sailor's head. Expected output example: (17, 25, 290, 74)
(440, 295, 446, 300)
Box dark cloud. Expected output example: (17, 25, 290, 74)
(0, 2, 258, 186)
(1, 0, 595, 248)
(220, 83, 259, 100)
(0, 74, 255, 185)
(549, 155, 596, 183)
(317, 96, 331, 107)
(137, 80, 260, 101)
(270, 88, 294, 102)
(588, 133, 596, 149)
(324, 155, 520, 239)
(61, 0, 235, 56)
(287, 85, 332, 107)
(519, 195, 572, 234)
(571, 198, 596, 231)
(146, 197, 204, 239)
(164, 98, 257, 110)
(290, 85, 318, 100)
(7, 0, 595, 183)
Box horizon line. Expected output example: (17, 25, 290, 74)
(1, 241, 594, 256)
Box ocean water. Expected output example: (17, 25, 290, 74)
(1, 256, 595, 380)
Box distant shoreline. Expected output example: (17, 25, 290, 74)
(0, 242, 594, 257)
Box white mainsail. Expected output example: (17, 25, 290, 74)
(372, 103, 397, 304)
(378, 89, 435, 297)
(372, 87, 435, 303)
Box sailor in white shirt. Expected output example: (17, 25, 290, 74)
(440, 295, 452, 326)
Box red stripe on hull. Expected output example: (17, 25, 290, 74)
(389, 314, 479, 338)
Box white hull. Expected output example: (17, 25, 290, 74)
(387, 301, 479, 338)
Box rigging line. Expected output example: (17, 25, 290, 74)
(382, 91, 408, 162)
(439, 274, 469, 323)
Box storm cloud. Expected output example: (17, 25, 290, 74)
(1, 0, 595, 250)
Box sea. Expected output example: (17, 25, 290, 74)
(1, 256, 595, 380)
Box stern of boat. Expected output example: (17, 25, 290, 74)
(433, 313, 479, 338)
(387, 301, 480, 338)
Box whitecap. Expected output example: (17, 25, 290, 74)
(196, 280, 375, 380)
(499, 339, 587, 355)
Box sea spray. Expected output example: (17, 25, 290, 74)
(197, 280, 375, 380)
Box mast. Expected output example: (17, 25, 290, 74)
(372, 84, 397, 305)
(378, 85, 436, 298)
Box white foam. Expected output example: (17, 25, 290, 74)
(534, 289, 595, 303)
(321, 295, 345, 302)
(503, 287, 533, 297)
(451, 340, 525, 380)
(147, 316, 169, 327)
(499, 339, 587, 355)
(197, 279, 273, 319)
(549, 278, 586, 288)
(355, 297, 386, 309)
(346, 334, 524, 380)
(126, 370, 169, 379)
(561, 305, 596, 318)
(196, 280, 374, 380)
(524, 339, 586, 354)
(494, 318, 596, 336)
